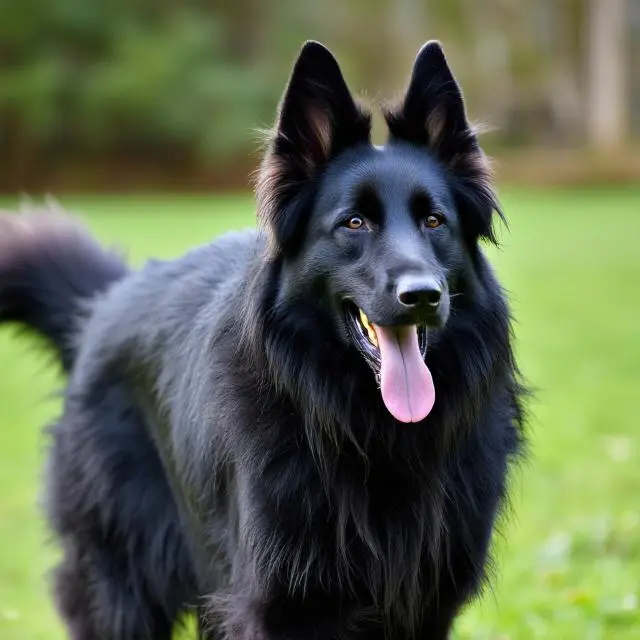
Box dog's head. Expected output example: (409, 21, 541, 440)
(256, 41, 501, 424)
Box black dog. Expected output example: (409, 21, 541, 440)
(0, 41, 525, 639)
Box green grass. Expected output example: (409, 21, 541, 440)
(0, 188, 638, 639)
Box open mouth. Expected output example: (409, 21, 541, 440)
(347, 304, 427, 361)
(345, 303, 435, 423)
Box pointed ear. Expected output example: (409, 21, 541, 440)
(256, 41, 371, 249)
(385, 41, 501, 243)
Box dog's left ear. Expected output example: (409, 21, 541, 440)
(385, 41, 500, 243)
(257, 41, 371, 250)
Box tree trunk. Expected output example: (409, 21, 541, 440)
(585, 0, 629, 150)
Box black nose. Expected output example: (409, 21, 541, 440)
(397, 276, 442, 309)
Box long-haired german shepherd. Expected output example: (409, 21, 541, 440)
(0, 41, 526, 639)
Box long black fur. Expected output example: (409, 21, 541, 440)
(0, 41, 526, 639)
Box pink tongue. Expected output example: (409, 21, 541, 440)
(373, 324, 435, 423)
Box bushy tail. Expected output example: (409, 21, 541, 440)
(0, 201, 128, 372)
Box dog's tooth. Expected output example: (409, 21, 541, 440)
(366, 324, 378, 348)
(358, 308, 378, 348)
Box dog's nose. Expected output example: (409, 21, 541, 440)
(396, 275, 442, 309)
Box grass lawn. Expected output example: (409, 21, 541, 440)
(0, 187, 638, 639)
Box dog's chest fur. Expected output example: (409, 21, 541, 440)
(213, 383, 456, 630)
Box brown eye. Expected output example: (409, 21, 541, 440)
(425, 214, 443, 229)
(346, 215, 364, 230)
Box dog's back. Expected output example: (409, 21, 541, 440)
(0, 204, 260, 346)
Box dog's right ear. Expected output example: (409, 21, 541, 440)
(256, 41, 371, 250)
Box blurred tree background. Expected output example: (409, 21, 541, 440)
(0, 0, 639, 192)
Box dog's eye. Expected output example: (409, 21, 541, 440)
(346, 216, 365, 230)
(425, 214, 443, 229)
